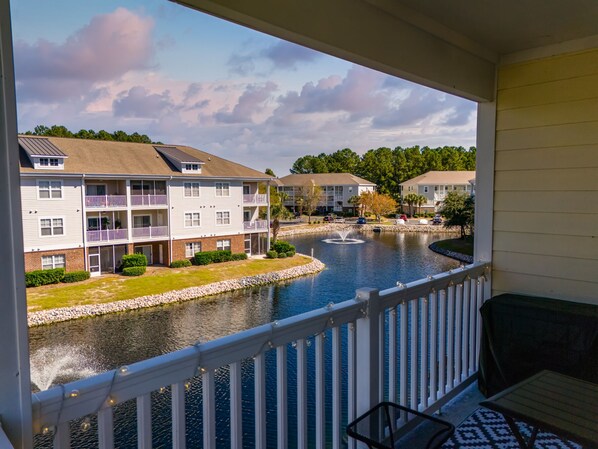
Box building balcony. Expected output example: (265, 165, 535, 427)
(86, 229, 128, 243)
(132, 226, 169, 239)
(243, 219, 269, 232)
(243, 193, 268, 204)
(85, 195, 127, 208)
(130, 195, 168, 207)
(30, 263, 490, 448)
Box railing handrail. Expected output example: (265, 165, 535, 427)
(0, 423, 14, 449)
(31, 262, 489, 433)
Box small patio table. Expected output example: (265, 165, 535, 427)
(480, 370, 598, 449)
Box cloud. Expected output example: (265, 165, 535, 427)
(113, 86, 175, 118)
(260, 41, 320, 70)
(214, 81, 277, 124)
(14, 8, 155, 103)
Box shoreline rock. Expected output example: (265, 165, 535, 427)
(278, 223, 459, 237)
(28, 255, 325, 327)
(428, 241, 474, 264)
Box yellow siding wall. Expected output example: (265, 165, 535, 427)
(493, 48, 598, 304)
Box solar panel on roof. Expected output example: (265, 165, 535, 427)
(154, 146, 204, 164)
(18, 137, 67, 157)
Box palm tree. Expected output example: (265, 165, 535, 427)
(416, 194, 428, 216)
(403, 193, 419, 216)
(270, 191, 293, 244)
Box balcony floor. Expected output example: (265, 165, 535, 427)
(403, 382, 580, 448)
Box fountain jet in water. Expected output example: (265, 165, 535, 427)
(30, 345, 99, 391)
(323, 226, 365, 244)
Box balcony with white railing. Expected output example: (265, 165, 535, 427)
(86, 229, 128, 243)
(30, 262, 490, 449)
(85, 195, 127, 209)
(132, 226, 169, 239)
(243, 193, 268, 204)
(130, 195, 168, 207)
(243, 219, 269, 232)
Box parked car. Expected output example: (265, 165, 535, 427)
(323, 214, 334, 222)
(432, 214, 443, 225)
(333, 217, 345, 223)
(356, 217, 367, 225)
(398, 214, 408, 221)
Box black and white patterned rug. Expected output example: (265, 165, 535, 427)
(442, 408, 581, 449)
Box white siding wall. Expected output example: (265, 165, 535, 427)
(21, 177, 84, 251)
(493, 48, 598, 304)
(169, 179, 245, 238)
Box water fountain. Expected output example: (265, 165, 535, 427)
(322, 226, 365, 244)
(30, 345, 99, 391)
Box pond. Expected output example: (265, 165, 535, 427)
(30, 230, 458, 448)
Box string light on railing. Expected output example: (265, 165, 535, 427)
(326, 302, 334, 310)
(65, 389, 79, 399)
(184, 381, 192, 391)
(158, 387, 167, 394)
(41, 425, 54, 435)
(196, 366, 206, 376)
(118, 366, 130, 376)
(80, 418, 91, 432)
(396, 282, 405, 288)
(271, 320, 279, 328)
(291, 341, 297, 349)
(107, 396, 117, 406)
(427, 275, 434, 280)
(329, 317, 334, 325)
(267, 341, 274, 349)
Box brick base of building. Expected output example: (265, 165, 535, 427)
(24, 247, 85, 272)
(171, 234, 245, 262)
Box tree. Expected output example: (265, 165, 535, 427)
(326, 148, 360, 173)
(439, 191, 475, 239)
(348, 195, 361, 216)
(291, 155, 328, 174)
(265, 168, 276, 177)
(269, 189, 293, 244)
(416, 194, 428, 215)
(403, 193, 420, 216)
(23, 125, 159, 144)
(359, 191, 397, 222)
(297, 182, 323, 223)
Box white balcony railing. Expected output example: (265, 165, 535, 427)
(243, 219, 269, 231)
(132, 226, 169, 239)
(85, 195, 127, 208)
(86, 229, 128, 242)
(130, 194, 168, 207)
(0, 423, 13, 449)
(31, 262, 490, 449)
(243, 193, 268, 204)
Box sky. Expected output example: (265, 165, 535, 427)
(9, 0, 477, 176)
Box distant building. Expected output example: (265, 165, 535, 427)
(19, 136, 271, 275)
(276, 173, 375, 213)
(399, 171, 475, 212)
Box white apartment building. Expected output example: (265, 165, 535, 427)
(399, 170, 475, 212)
(19, 136, 271, 276)
(276, 173, 375, 213)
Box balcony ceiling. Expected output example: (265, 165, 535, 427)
(366, 0, 598, 57)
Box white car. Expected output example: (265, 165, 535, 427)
(419, 219, 429, 224)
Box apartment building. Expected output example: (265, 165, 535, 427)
(19, 136, 271, 276)
(276, 173, 375, 213)
(399, 170, 475, 212)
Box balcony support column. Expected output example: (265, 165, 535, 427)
(354, 288, 382, 422)
(0, 0, 33, 446)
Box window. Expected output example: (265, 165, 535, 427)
(184, 212, 201, 227)
(184, 163, 200, 171)
(217, 239, 231, 251)
(215, 182, 230, 197)
(40, 218, 64, 236)
(184, 182, 200, 197)
(38, 180, 62, 199)
(424, 186, 429, 193)
(39, 158, 59, 167)
(216, 211, 231, 225)
(185, 242, 202, 257)
(42, 254, 66, 270)
(133, 215, 151, 228)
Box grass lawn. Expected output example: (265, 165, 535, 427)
(433, 236, 474, 256)
(27, 256, 312, 313)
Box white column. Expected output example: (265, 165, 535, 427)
(0, 0, 33, 446)
(126, 180, 132, 242)
(266, 180, 271, 251)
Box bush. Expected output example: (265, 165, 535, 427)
(122, 266, 146, 276)
(278, 252, 287, 258)
(194, 252, 213, 265)
(194, 250, 235, 265)
(271, 240, 295, 254)
(170, 259, 192, 268)
(230, 253, 248, 261)
(25, 268, 65, 287)
(122, 253, 147, 268)
(286, 250, 296, 257)
(212, 250, 232, 263)
(62, 271, 90, 283)
(266, 250, 278, 259)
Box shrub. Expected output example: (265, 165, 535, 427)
(212, 250, 232, 263)
(230, 253, 248, 261)
(122, 253, 147, 268)
(122, 266, 146, 276)
(170, 259, 192, 268)
(278, 252, 287, 258)
(194, 252, 213, 265)
(286, 250, 296, 257)
(25, 268, 65, 287)
(271, 240, 295, 254)
(62, 271, 90, 283)
(266, 250, 278, 259)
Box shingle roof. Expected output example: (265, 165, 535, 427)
(154, 146, 204, 164)
(278, 173, 375, 186)
(18, 137, 67, 158)
(18, 136, 271, 180)
(399, 171, 476, 185)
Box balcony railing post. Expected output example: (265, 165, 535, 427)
(354, 287, 382, 420)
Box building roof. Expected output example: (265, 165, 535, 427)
(278, 172, 375, 187)
(154, 145, 204, 164)
(18, 136, 271, 180)
(399, 171, 476, 186)
(18, 137, 67, 158)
